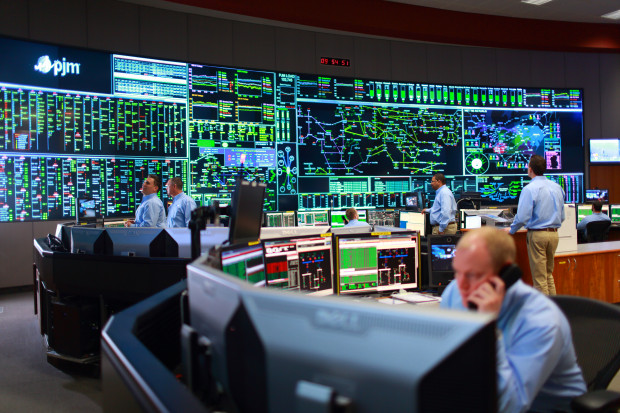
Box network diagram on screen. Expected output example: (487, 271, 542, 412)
(0, 36, 585, 222)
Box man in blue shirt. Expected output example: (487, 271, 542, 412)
(424, 173, 457, 234)
(509, 155, 565, 295)
(441, 227, 586, 413)
(165, 177, 197, 228)
(124, 174, 166, 228)
(344, 208, 370, 227)
(577, 200, 610, 239)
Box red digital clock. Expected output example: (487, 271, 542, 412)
(320, 57, 351, 67)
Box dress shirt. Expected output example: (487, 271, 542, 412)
(133, 193, 166, 228)
(344, 219, 370, 228)
(510, 176, 565, 234)
(429, 185, 457, 232)
(576, 211, 611, 237)
(167, 192, 197, 228)
(441, 280, 586, 413)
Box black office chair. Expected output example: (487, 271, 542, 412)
(585, 220, 611, 243)
(550, 296, 620, 412)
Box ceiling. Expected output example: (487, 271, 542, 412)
(386, 0, 620, 23)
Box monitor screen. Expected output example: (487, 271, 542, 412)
(297, 210, 330, 227)
(187, 261, 498, 413)
(427, 234, 462, 289)
(590, 138, 620, 163)
(577, 204, 610, 223)
(464, 216, 482, 229)
(399, 211, 426, 237)
(611, 205, 620, 224)
(335, 231, 419, 294)
(264, 211, 296, 227)
(330, 210, 367, 228)
(403, 192, 423, 211)
(228, 180, 267, 244)
(220, 241, 266, 285)
(70, 226, 106, 254)
(367, 209, 398, 227)
(104, 227, 176, 257)
(585, 189, 609, 203)
(262, 234, 334, 295)
(76, 197, 100, 225)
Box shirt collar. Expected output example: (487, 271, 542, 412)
(142, 193, 156, 201)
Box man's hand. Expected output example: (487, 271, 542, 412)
(467, 276, 505, 314)
(124, 220, 134, 227)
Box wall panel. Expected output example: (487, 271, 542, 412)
(87, 0, 140, 55)
(188, 14, 233, 67)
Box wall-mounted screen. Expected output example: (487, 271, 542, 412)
(0, 35, 585, 222)
(590, 138, 620, 163)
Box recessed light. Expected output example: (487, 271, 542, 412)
(602, 9, 620, 20)
(521, 0, 553, 5)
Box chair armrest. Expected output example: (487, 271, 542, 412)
(571, 390, 620, 413)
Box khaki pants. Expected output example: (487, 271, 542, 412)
(432, 222, 458, 235)
(526, 230, 559, 295)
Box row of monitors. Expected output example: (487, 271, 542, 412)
(265, 209, 427, 232)
(216, 230, 462, 295)
(577, 204, 620, 224)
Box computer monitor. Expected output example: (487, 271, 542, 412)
(76, 197, 100, 225)
(403, 191, 423, 211)
(590, 138, 620, 163)
(329, 209, 367, 228)
(104, 227, 177, 257)
(297, 210, 330, 227)
(260, 226, 330, 240)
(611, 205, 620, 225)
(219, 241, 266, 285)
(263, 211, 296, 227)
(262, 234, 334, 295)
(334, 230, 419, 294)
(228, 180, 267, 244)
(186, 262, 497, 413)
(585, 189, 609, 203)
(427, 234, 462, 289)
(399, 211, 426, 237)
(577, 203, 610, 223)
(70, 226, 106, 254)
(367, 209, 398, 227)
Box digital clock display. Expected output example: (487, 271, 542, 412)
(320, 57, 350, 67)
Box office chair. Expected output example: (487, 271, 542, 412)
(585, 220, 611, 243)
(550, 296, 620, 412)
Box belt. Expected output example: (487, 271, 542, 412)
(432, 222, 456, 227)
(529, 228, 558, 232)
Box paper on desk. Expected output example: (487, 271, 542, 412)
(377, 298, 409, 305)
(390, 292, 441, 304)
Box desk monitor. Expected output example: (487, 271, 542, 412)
(228, 180, 267, 244)
(220, 241, 266, 285)
(403, 191, 423, 211)
(585, 189, 609, 203)
(329, 209, 367, 228)
(260, 226, 330, 240)
(71, 226, 106, 254)
(262, 234, 334, 295)
(104, 227, 177, 257)
(367, 209, 398, 227)
(297, 210, 330, 227)
(187, 262, 497, 413)
(611, 205, 620, 224)
(334, 231, 419, 294)
(577, 204, 610, 223)
(399, 211, 426, 237)
(263, 211, 296, 227)
(76, 197, 101, 225)
(427, 234, 462, 289)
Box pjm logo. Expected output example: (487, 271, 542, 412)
(34, 55, 81, 77)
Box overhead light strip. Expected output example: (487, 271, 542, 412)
(521, 0, 553, 5)
(602, 9, 620, 20)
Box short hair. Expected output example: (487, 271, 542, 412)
(529, 155, 546, 176)
(457, 227, 516, 273)
(168, 176, 183, 190)
(592, 200, 603, 212)
(433, 173, 446, 185)
(345, 208, 358, 221)
(148, 174, 161, 191)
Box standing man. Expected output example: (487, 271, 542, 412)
(509, 155, 565, 295)
(124, 174, 166, 228)
(166, 177, 197, 228)
(441, 227, 585, 412)
(343, 208, 370, 227)
(576, 200, 610, 240)
(424, 173, 457, 234)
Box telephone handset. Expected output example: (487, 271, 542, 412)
(468, 263, 522, 310)
(46, 233, 66, 252)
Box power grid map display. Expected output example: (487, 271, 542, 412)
(0, 36, 585, 222)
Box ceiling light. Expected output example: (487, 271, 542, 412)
(521, 0, 553, 5)
(602, 9, 620, 20)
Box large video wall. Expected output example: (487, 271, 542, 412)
(0, 36, 584, 222)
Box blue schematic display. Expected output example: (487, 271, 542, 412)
(0, 36, 585, 222)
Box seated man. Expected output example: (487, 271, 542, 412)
(165, 177, 197, 228)
(124, 174, 166, 228)
(577, 200, 610, 240)
(440, 227, 586, 413)
(343, 208, 370, 228)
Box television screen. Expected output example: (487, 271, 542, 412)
(585, 189, 609, 203)
(590, 138, 620, 163)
